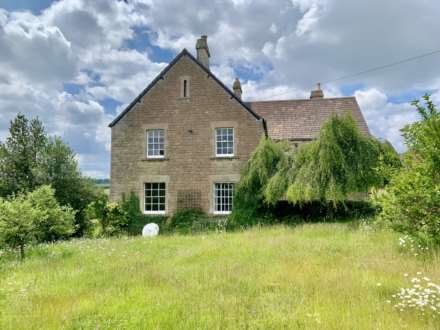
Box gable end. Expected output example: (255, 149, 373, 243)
(108, 49, 266, 132)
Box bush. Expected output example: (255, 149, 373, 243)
(87, 195, 128, 236)
(120, 192, 167, 235)
(0, 185, 75, 259)
(27, 185, 76, 242)
(375, 95, 440, 245)
(165, 209, 226, 234)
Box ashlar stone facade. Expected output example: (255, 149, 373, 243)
(110, 47, 265, 215)
(109, 35, 371, 216)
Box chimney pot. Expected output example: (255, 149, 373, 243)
(310, 82, 324, 99)
(233, 78, 242, 99)
(196, 35, 210, 69)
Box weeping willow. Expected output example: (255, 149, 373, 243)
(231, 113, 387, 222)
(286, 114, 381, 205)
(230, 137, 289, 225)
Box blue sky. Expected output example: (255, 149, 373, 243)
(0, 0, 439, 178)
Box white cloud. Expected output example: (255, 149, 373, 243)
(0, 9, 76, 87)
(1, 0, 439, 177)
(355, 88, 419, 152)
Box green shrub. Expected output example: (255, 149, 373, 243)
(375, 95, 440, 245)
(374, 165, 440, 245)
(165, 209, 223, 234)
(27, 185, 76, 242)
(120, 192, 167, 235)
(0, 185, 75, 259)
(87, 196, 128, 236)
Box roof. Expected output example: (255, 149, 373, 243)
(109, 49, 264, 128)
(247, 97, 370, 141)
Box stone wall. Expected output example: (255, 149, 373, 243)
(110, 54, 265, 215)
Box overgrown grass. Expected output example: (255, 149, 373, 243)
(1, 222, 439, 329)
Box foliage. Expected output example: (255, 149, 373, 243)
(26, 185, 76, 243)
(0, 114, 46, 196)
(403, 95, 440, 176)
(166, 208, 212, 234)
(286, 114, 381, 205)
(87, 194, 129, 236)
(0, 114, 99, 236)
(230, 138, 288, 226)
(374, 140, 402, 186)
(375, 95, 440, 245)
(232, 114, 385, 226)
(120, 192, 159, 235)
(0, 195, 40, 259)
(0, 186, 75, 259)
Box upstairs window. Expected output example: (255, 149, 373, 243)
(146, 129, 165, 158)
(214, 183, 234, 214)
(180, 77, 190, 98)
(215, 127, 234, 157)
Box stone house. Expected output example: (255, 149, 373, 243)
(109, 36, 370, 216)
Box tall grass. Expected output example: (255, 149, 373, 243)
(0, 223, 439, 329)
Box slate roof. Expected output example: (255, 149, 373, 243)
(247, 97, 370, 141)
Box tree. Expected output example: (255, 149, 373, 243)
(0, 114, 99, 236)
(374, 139, 402, 186)
(231, 113, 388, 225)
(36, 137, 99, 236)
(0, 114, 46, 196)
(230, 138, 289, 225)
(285, 114, 381, 205)
(0, 186, 75, 259)
(0, 195, 40, 259)
(27, 185, 76, 242)
(375, 95, 440, 245)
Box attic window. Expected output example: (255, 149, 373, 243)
(180, 77, 190, 98)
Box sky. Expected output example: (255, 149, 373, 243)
(0, 0, 439, 178)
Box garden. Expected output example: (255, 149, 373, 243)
(0, 95, 439, 329)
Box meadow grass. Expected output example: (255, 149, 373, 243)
(0, 222, 439, 329)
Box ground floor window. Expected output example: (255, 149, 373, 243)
(214, 183, 234, 214)
(144, 182, 166, 214)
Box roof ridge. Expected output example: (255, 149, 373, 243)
(109, 48, 265, 129)
(248, 96, 357, 104)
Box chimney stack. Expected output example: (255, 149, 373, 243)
(310, 83, 324, 99)
(196, 35, 210, 69)
(232, 78, 242, 99)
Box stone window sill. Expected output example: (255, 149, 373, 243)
(141, 157, 169, 162)
(210, 156, 240, 160)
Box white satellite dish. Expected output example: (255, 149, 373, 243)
(142, 223, 160, 237)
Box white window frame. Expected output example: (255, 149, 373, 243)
(215, 127, 234, 157)
(213, 182, 234, 215)
(144, 182, 166, 215)
(146, 129, 165, 159)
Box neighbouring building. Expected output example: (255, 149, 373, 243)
(109, 35, 370, 216)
